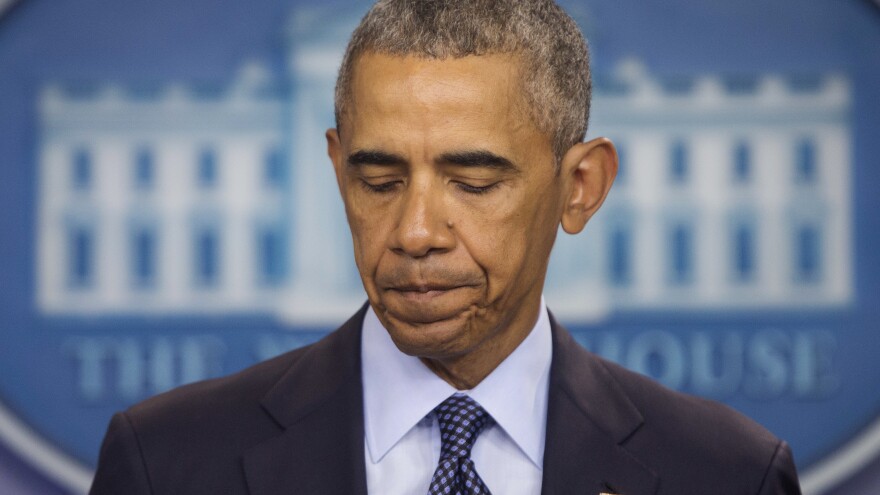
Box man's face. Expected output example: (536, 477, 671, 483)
(328, 52, 568, 366)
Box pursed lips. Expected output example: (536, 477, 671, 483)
(379, 280, 482, 323)
(385, 283, 474, 302)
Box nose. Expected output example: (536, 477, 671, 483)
(391, 180, 455, 258)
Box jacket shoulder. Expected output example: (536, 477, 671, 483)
(93, 307, 365, 494)
(599, 355, 775, 444)
(125, 304, 367, 434)
(127, 342, 308, 429)
(597, 355, 799, 493)
(91, 344, 313, 495)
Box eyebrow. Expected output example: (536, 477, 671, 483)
(438, 150, 519, 172)
(347, 149, 407, 168)
(346, 148, 519, 172)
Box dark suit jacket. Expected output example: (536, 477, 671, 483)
(91, 306, 801, 494)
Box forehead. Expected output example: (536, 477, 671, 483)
(344, 52, 547, 153)
(351, 51, 521, 94)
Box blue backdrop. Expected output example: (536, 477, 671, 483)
(0, 0, 878, 493)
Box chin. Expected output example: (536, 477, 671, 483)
(380, 310, 480, 360)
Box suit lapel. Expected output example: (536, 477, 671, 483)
(243, 307, 369, 495)
(542, 314, 659, 495)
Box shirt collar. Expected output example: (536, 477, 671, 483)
(361, 298, 552, 469)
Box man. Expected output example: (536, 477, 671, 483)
(91, 1, 802, 494)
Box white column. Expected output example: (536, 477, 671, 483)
(94, 141, 130, 309)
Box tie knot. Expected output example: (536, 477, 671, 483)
(434, 394, 494, 459)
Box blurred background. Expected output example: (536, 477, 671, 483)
(0, 0, 878, 493)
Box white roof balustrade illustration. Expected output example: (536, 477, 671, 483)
(35, 10, 852, 324)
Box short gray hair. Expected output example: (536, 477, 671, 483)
(334, 0, 591, 162)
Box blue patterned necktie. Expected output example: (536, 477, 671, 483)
(427, 394, 494, 495)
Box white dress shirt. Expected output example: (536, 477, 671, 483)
(361, 299, 552, 495)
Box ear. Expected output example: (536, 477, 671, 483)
(326, 128, 345, 188)
(560, 137, 618, 235)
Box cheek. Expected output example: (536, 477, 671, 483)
(344, 196, 390, 272)
(456, 189, 559, 287)
(454, 202, 531, 278)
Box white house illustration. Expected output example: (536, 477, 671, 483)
(35, 8, 852, 324)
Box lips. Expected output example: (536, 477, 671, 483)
(390, 283, 463, 293)
(379, 281, 480, 324)
(376, 269, 483, 296)
(387, 284, 466, 304)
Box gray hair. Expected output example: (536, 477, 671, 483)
(334, 0, 591, 163)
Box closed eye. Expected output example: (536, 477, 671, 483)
(360, 179, 402, 194)
(455, 181, 501, 195)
